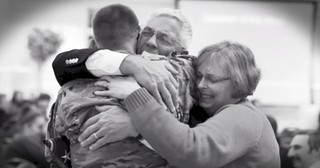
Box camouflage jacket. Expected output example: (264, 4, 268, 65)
(46, 78, 173, 168)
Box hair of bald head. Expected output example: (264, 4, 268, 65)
(92, 4, 139, 50)
(149, 8, 192, 49)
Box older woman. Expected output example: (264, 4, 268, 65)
(101, 41, 280, 168)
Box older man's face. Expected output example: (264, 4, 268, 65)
(288, 134, 320, 168)
(137, 16, 183, 56)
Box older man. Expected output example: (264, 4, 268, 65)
(288, 132, 320, 168)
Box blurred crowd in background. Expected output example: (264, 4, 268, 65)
(0, 91, 51, 168)
(0, 90, 319, 168)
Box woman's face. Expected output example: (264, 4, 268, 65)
(196, 60, 238, 116)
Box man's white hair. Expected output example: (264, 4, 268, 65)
(149, 8, 192, 49)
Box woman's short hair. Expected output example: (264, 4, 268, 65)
(195, 41, 261, 98)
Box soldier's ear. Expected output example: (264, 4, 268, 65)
(89, 39, 98, 49)
(136, 26, 141, 39)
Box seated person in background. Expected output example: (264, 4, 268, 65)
(288, 131, 320, 168)
(46, 4, 195, 168)
(280, 128, 300, 168)
(8, 91, 24, 116)
(3, 104, 49, 168)
(35, 93, 51, 118)
(307, 109, 320, 152)
(266, 114, 279, 143)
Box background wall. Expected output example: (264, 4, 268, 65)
(178, 0, 320, 131)
(0, 0, 319, 132)
(0, 0, 174, 99)
(180, 1, 314, 105)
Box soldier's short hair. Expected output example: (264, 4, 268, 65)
(92, 4, 139, 49)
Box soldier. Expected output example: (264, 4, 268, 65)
(46, 4, 195, 168)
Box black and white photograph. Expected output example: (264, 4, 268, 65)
(0, 0, 320, 168)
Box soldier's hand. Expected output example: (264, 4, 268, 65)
(78, 105, 138, 151)
(120, 55, 179, 113)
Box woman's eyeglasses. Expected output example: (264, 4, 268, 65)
(196, 74, 230, 84)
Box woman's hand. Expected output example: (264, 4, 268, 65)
(94, 76, 141, 99)
(78, 105, 139, 151)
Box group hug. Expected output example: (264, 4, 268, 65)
(45, 3, 280, 168)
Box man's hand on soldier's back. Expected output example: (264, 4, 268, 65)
(120, 55, 179, 113)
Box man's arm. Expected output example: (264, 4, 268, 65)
(119, 56, 179, 112)
(53, 49, 179, 111)
(52, 49, 99, 86)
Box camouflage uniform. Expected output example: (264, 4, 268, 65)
(45, 53, 195, 168)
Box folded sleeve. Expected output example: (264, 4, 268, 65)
(52, 49, 128, 86)
(85, 50, 128, 76)
(52, 49, 99, 86)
